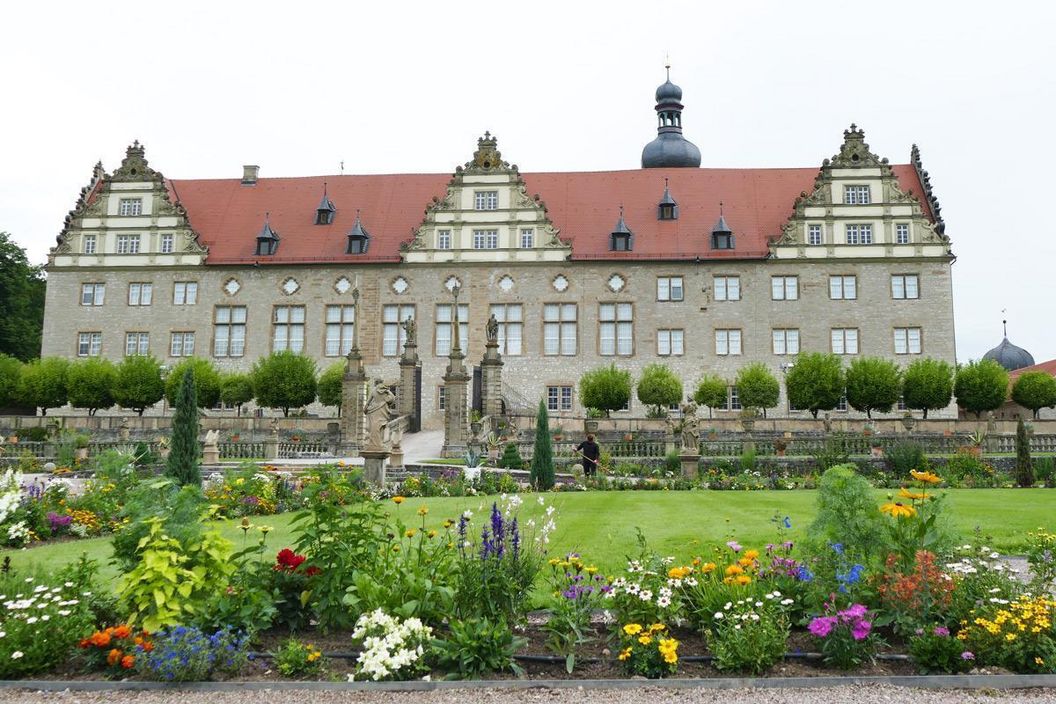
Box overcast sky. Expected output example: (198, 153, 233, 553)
(2, 0, 1053, 364)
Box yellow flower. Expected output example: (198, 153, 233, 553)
(1006, 633, 1017, 641)
(443, 519, 455, 529)
(405, 529, 417, 538)
(663, 652, 678, 664)
(392, 496, 405, 505)
(743, 549, 760, 561)
(737, 557, 754, 568)
(638, 635, 653, 645)
(648, 623, 666, 633)
(586, 566, 598, 575)
(548, 558, 560, 566)
(391, 545, 400, 552)
(618, 648, 632, 661)
(699, 562, 717, 574)
(427, 530, 437, 539)
(417, 506, 429, 517)
(880, 502, 917, 518)
(910, 469, 941, 484)
(1036, 657, 1045, 666)
(735, 574, 752, 586)
(623, 623, 643, 636)
(725, 564, 744, 577)
(668, 566, 692, 579)
(898, 487, 928, 500)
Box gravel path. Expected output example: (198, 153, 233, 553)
(0, 686, 1054, 704)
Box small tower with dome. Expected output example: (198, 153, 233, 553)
(641, 63, 702, 168)
(983, 319, 1035, 371)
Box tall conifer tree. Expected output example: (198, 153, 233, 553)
(166, 367, 201, 486)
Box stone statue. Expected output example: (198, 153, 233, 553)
(401, 316, 416, 347)
(679, 402, 699, 452)
(486, 314, 499, 344)
(203, 429, 220, 446)
(364, 379, 396, 451)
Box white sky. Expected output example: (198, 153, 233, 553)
(2, 0, 1053, 364)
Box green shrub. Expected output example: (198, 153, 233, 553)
(499, 442, 524, 469)
(636, 364, 683, 417)
(166, 366, 201, 486)
(943, 451, 995, 487)
(111, 480, 208, 572)
(735, 363, 780, 415)
(113, 355, 165, 416)
(806, 464, 890, 566)
(432, 618, 525, 680)
(663, 449, 681, 475)
(785, 353, 845, 419)
(709, 602, 790, 675)
(272, 639, 326, 678)
(902, 358, 955, 419)
(845, 357, 902, 419)
(164, 357, 221, 408)
(530, 400, 554, 490)
(1011, 371, 1056, 419)
(1035, 457, 1055, 487)
(954, 359, 1009, 419)
(1015, 418, 1034, 487)
(885, 441, 928, 477)
(252, 351, 317, 417)
(579, 365, 632, 417)
(693, 374, 728, 413)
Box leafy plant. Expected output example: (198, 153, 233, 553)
(66, 357, 117, 415)
(164, 357, 221, 408)
(16, 357, 70, 415)
(113, 355, 165, 416)
(708, 595, 791, 674)
(78, 624, 152, 677)
(195, 520, 279, 635)
(219, 372, 255, 416)
(806, 464, 890, 567)
(432, 617, 525, 680)
(908, 626, 974, 674)
(0, 354, 20, 407)
(734, 363, 780, 416)
(636, 364, 683, 417)
(349, 609, 433, 681)
(1011, 371, 1056, 419)
(251, 351, 318, 417)
(579, 364, 632, 417)
(693, 373, 728, 415)
(166, 367, 201, 486)
(1015, 417, 1034, 487)
(0, 575, 94, 678)
(543, 553, 607, 672)
(616, 622, 680, 679)
(845, 357, 902, 419)
(315, 362, 344, 412)
(136, 626, 250, 681)
(499, 442, 524, 470)
(272, 638, 326, 678)
(785, 353, 845, 419)
(954, 359, 1009, 419)
(808, 602, 882, 670)
(885, 441, 928, 477)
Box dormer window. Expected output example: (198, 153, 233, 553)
(474, 190, 498, 210)
(346, 211, 370, 254)
(843, 185, 871, 204)
(610, 208, 634, 251)
(711, 212, 735, 250)
(657, 180, 679, 220)
(256, 216, 279, 256)
(315, 187, 336, 225)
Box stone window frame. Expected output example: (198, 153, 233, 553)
(124, 331, 149, 356)
(272, 305, 306, 354)
(83, 234, 97, 255)
(222, 277, 242, 297)
(437, 385, 446, 412)
(437, 229, 452, 250)
(80, 282, 105, 306)
(891, 274, 920, 300)
(807, 224, 823, 246)
(472, 229, 499, 250)
(279, 276, 301, 296)
(127, 282, 153, 307)
(598, 301, 634, 357)
(116, 233, 141, 254)
(551, 274, 570, 292)
(656, 328, 684, 356)
(169, 331, 196, 357)
(831, 328, 860, 355)
(542, 302, 577, 357)
(489, 303, 523, 357)
(159, 233, 175, 254)
(382, 304, 416, 357)
(474, 190, 499, 211)
(772, 328, 800, 356)
(546, 384, 574, 412)
(173, 281, 198, 305)
(843, 184, 871, 205)
(76, 331, 102, 357)
(844, 223, 873, 245)
(519, 228, 534, 248)
(893, 327, 923, 355)
(118, 198, 143, 216)
(770, 276, 799, 301)
(656, 275, 684, 302)
(829, 275, 857, 300)
(714, 328, 743, 356)
(895, 223, 911, 245)
(323, 304, 355, 357)
(213, 305, 247, 358)
(713, 275, 741, 302)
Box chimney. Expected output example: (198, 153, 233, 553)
(241, 165, 260, 185)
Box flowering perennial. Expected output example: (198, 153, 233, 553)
(349, 609, 432, 681)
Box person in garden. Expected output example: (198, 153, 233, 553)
(575, 433, 600, 477)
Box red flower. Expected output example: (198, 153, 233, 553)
(275, 548, 307, 571)
(304, 566, 321, 577)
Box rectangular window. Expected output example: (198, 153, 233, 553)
(771, 276, 799, 300)
(715, 329, 742, 356)
(713, 275, 740, 301)
(543, 303, 577, 356)
(657, 276, 684, 302)
(437, 230, 452, 250)
(170, 331, 195, 357)
(81, 283, 105, 306)
(657, 329, 684, 356)
(547, 385, 573, 412)
(845, 224, 873, 245)
(77, 332, 102, 357)
(489, 304, 523, 356)
(472, 229, 498, 249)
(173, 282, 198, 305)
(437, 386, 446, 412)
(474, 190, 499, 210)
(435, 304, 469, 356)
(829, 275, 857, 300)
(807, 224, 823, 246)
(272, 305, 306, 353)
(772, 329, 800, 355)
(836, 395, 849, 412)
(116, 234, 141, 254)
(118, 198, 142, 216)
(896, 223, 910, 245)
(891, 274, 919, 300)
(520, 228, 534, 248)
(128, 282, 153, 306)
(897, 396, 907, 411)
(324, 305, 355, 356)
(213, 306, 247, 357)
(83, 235, 96, 254)
(382, 304, 416, 356)
(599, 303, 633, 356)
(831, 328, 860, 355)
(726, 386, 742, 411)
(160, 233, 174, 253)
(124, 332, 149, 356)
(894, 327, 922, 354)
(843, 185, 871, 204)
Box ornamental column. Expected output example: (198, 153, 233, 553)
(480, 313, 504, 420)
(340, 289, 368, 454)
(398, 316, 420, 432)
(442, 285, 470, 457)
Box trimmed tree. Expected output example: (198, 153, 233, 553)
(735, 363, 780, 417)
(530, 399, 555, 490)
(0, 354, 22, 407)
(1011, 371, 1056, 420)
(166, 367, 201, 486)
(219, 373, 255, 417)
(113, 355, 165, 416)
(579, 364, 632, 417)
(66, 358, 117, 416)
(164, 358, 222, 409)
(252, 351, 318, 417)
(316, 362, 345, 415)
(902, 358, 954, 419)
(636, 363, 683, 417)
(693, 373, 728, 418)
(845, 357, 902, 419)
(17, 357, 70, 416)
(954, 359, 1010, 419)
(1015, 417, 1034, 487)
(785, 353, 845, 419)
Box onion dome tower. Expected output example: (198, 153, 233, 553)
(983, 319, 1035, 371)
(641, 63, 702, 168)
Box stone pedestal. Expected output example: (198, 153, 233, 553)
(442, 289, 470, 458)
(388, 443, 404, 470)
(202, 444, 219, 465)
(399, 350, 419, 428)
(680, 453, 700, 479)
(340, 348, 368, 453)
(263, 430, 279, 461)
(362, 449, 390, 487)
(480, 340, 504, 418)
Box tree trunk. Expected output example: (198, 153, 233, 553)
(283, 407, 289, 417)
(923, 408, 929, 420)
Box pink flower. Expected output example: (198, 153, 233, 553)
(809, 616, 836, 638)
(839, 603, 868, 620)
(726, 540, 742, 553)
(933, 626, 950, 637)
(961, 651, 975, 661)
(851, 620, 872, 641)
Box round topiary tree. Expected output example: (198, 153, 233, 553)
(66, 357, 117, 416)
(579, 364, 632, 417)
(0, 354, 23, 408)
(316, 362, 345, 415)
(1011, 371, 1056, 420)
(693, 373, 728, 418)
(166, 367, 201, 487)
(164, 357, 222, 409)
(954, 359, 1009, 419)
(16, 357, 70, 416)
(901, 358, 955, 419)
(113, 355, 165, 416)
(252, 351, 318, 417)
(785, 353, 845, 419)
(530, 399, 554, 490)
(636, 363, 683, 417)
(219, 373, 255, 417)
(734, 363, 780, 417)
(845, 357, 902, 419)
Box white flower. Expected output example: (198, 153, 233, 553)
(25, 617, 37, 625)
(724, 602, 732, 610)
(462, 509, 473, 519)
(537, 496, 545, 505)
(10, 651, 22, 660)
(750, 613, 760, 621)
(0, 631, 5, 638)
(639, 590, 653, 602)
(780, 598, 794, 606)
(58, 610, 70, 617)
(685, 577, 698, 587)
(990, 552, 1000, 559)
(714, 612, 724, 619)
(734, 624, 741, 630)
(657, 596, 671, 608)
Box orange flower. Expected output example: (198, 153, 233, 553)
(392, 496, 405, 505)
(743, 549, 760, 561)
(735, 574, 753, 586)
(107, 648, 123, 666)
(89, 631, 111, 647)
(141, 641, 154, 652)
(724, 564, 744, 577)
(910, 469, 941, 484)
(898, 488, 927, 501)
(880, 502, 917, 518)
(699, 562, 717, 574)
(120, 655, 135, 669)
(113, 625, 132, 639)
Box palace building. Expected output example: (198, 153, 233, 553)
(42, 72, 957, 424)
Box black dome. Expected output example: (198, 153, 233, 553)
(983, 337, 1035, 371)
(642, 134, 702, 168)
(655, 79, 682, 103)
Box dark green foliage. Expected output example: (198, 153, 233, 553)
(164, 357, 222, 408)
(785, 353, 845, 419)
(251, 351, 318, 417)
(902, 358, 955, 419)
(845, 357, 902, 419)
(113, 355, 165, 416)
(111, 479, 207, 572)
(316, 362, 344, 410)
(579, 364, 632, 417)
(219, 373, 255, 416)
(1010, 371, 1056, 419)
(499, 442, 524, 469)
(1015, 418, 1034, 487)
(693, 373, 728, 413)
(885, 441, 928, 477)
(0, 232, 46, 362)
(66, 357, 117, 415)
(431, 618, 526, 679)
(734, 363, 780, 414)
(806, 464, 890, 566)
(16, 357, 70, 415)
(954, 359, 1009, 419)
(636, 363, 683, 416)
(530, 400, 555, 490)
(0, 354, 21, 407)
(166, 367, 201, 486)
(1034, 457, 1055, 487)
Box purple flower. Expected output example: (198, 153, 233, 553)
(726, 540, 742, 553)
(46, 512, 72, 530)
(961, 651, 975, 661)
(851, 620, 872, 641)
(782, 540, 794, 552)
(241, 495, 260, 506)
(808, 616, 836, 638)
(839, 603, 868, 620)
(933, 626, 950, 637)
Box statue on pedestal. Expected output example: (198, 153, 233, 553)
(401, 317, 416, 347)
(364, 379, 396, 451)
(486, 314, 499, 344)
(679, 401, 699, 452)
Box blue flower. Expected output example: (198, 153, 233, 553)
(783, 516, 792, 529)
(796, 565, 814, 582)
(830, 542, 844, 555)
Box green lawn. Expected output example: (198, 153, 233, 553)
(3, 489, 1050, 584)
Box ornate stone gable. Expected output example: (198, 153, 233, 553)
(402, 133, 571, 263)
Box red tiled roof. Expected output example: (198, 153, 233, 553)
(167, 165, 931, 265)
(1009, 358, 1056, 380)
